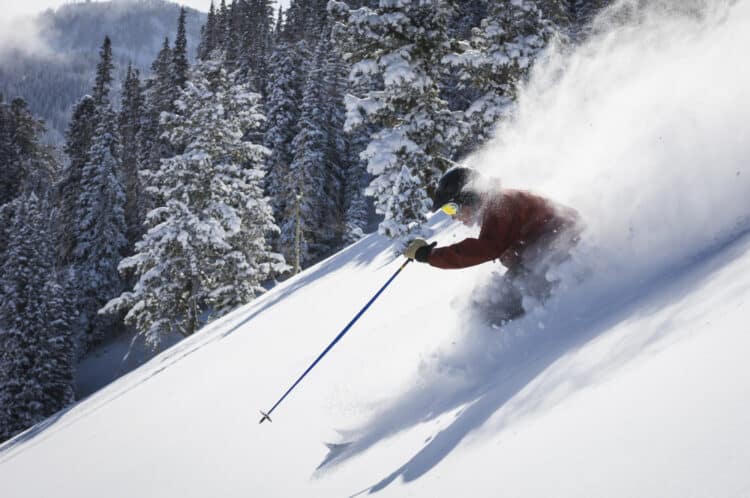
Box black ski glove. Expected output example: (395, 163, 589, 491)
(415, 242, 436, 262)
(404, 239, 437, 263)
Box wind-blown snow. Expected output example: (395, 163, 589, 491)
(470, 0, 750, 291)
(1, 1, 750, 497)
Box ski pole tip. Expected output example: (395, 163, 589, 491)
(259, 410, 272, 424)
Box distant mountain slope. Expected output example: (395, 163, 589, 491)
(0, 0, 205, 144)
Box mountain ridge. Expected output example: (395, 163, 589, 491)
(0, 0, 205, 144)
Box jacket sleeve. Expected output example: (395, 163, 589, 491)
(427, 200, 515, 270)
(427, 237, 501, 269)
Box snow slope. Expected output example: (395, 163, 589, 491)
(1, 215, 750, 497)
(2, 1, 750, 496)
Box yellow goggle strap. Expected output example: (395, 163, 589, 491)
(440, 202, 459, 216)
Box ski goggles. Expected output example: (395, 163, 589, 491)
(440, 202, 460, 216)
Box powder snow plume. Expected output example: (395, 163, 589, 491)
(471, 0, 750, 288)
(321, 0, 750, 464)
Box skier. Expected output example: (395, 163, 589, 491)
(404, 167, 582, 324)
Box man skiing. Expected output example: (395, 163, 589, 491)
(404, 167, 581, 324)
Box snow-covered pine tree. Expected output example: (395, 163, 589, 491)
(58, 95, 96, 265)
(285, 0, 330, 44)
(222, 0, 242, 72)
(1, 97, 57, 259)
(441, 0, 487, 141)
(456, 0, 488, 40)
(0, 201, 11, 260)
(11, 99, 58, 197)
(58, 35, 128, 350)
(529, 0, 614, 44)
(217, 0, 229, 34)
(173, 7, 190, 89)
(119, 65, 145, 250)
(339, 114, 372, 244)
(71, 103, 128, 349)
(323, 35, 368, 245)
(541, 0, 574, 33)
(147, 36, 176, 119)
(445, 0, 559, 147)
(329, 0, 464, 240)
(1, 97, 50, 208)
(236, 0, 275, 94)
(0, 96, 18, 207)
(137, 37, 175, 218)
(198, 1, 220, 60)
(104, 59, 285, 350)
(0, 193, 75, 443)
(283, 34, 340, 270)
(263, 37, 305, 247)
(92, 36, 114, 111)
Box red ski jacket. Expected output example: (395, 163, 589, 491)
(427, 189, 579, 270)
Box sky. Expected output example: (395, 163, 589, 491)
(5, 0, 290, 20)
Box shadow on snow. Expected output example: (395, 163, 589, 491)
(320, 227, 750, 495)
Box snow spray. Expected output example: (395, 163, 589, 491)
(470, 0, 750, 286)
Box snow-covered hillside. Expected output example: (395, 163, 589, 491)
(0, 0, 205, 143)
(2, 0, 750, 496)
(0, 214, 749, 497)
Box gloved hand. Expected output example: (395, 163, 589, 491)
(404, 239, 437, 262)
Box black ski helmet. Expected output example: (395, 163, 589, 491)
(432, 167, 481, 211)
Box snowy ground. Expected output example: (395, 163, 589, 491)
(1, 214, 750, 497)
(3, 1, 750, 496)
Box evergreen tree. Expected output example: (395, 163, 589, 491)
(1, 97, 57, 257)
(1, 97, 49, 207)
(0, 96, 13, 205)
(119, 65, 145, 250)
(148, 37, 176, 118)
(0, 201, 12, 258)
(446, 0, 559, 148)
(173, 7, 190, 89)
(542, 0, 574, 32)
(341, 142, 370, 243)
(263, 39, 305, 245)
(0, 193, 75, 443)
(451, 0, 488, 40)
(92, 36, 114, 110)
(104, 60, 286, 350)
(57, 35, 127, 351)
(239, 0, 276, 93)
(70, 102, 127, 349)
(222, 0, 243, 72)
(338, 66, 377, 243)
(283, 35, 339, 269)
(58, 95, 97, 267)
(285, 0, 329, 43)
(442, 0, 487, 127)
(218, 0, 229, 31)
(329, 0, 464, 240)
(320, 33, 372, 247)
(273, 5, 284, 37)
(198, 1, 220, 60)
(138, 37, 175, 218)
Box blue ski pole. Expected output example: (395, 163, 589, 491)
(259, 258, 413, 424)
